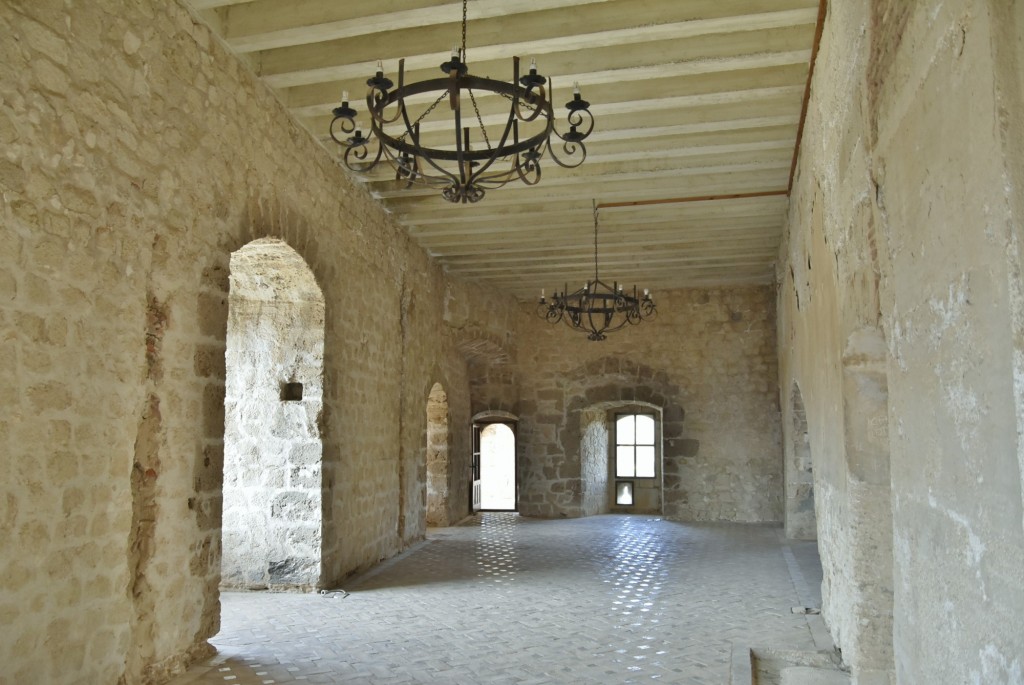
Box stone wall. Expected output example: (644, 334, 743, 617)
(579, 407, 609, 516)
(779, 0, 1024, 682)
(515, 286, 782, 522)
(0, 1, 517, 682)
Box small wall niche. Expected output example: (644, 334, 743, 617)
(280, 381, 304, 402)
(615, 480, 634, 506)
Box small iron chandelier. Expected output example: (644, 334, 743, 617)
(329, 0, 594, 204)
(538, 201, 656, 341)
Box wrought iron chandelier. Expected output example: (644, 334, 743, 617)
(329, 0, 594, 204)
(538, 201, 657, 341)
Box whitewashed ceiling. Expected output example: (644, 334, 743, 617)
(188, 0, 824, 299)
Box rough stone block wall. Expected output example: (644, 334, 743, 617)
(779, 0, 1024, 682)
(515, 286, 782, 522)
(425, 384, 451, 527)
(0, 1, 518, 682)
(579, 408, 610, 516)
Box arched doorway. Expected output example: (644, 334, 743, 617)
(479, 423, 516, 510)
(426, 383, 451, 526)
(222, 238, 325, 589)
(785, 382, 815, 540)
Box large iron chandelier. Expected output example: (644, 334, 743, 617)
(538, 201, 656, 341)
(329, 0, 594, 204)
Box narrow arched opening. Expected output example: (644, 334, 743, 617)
(785, 382, 816, 540)
(426, 383, 451, 526)
(479, 423, 517, 510)
(222, 238, 325, 589)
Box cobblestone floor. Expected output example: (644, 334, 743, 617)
(169, 514, 824, 685)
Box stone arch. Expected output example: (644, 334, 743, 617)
(222, 237, 325, 590)
(578, 399, 664, 516)
(785, 381, 816, 539)
(425, 382, 451, 526)
(473, 409, 519, 423)
(519, 357, 693, 518)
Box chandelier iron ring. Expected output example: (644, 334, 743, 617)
(367, 77, 555, 163)
(538, 200, 657, 341)
(329, 0, 594, 203)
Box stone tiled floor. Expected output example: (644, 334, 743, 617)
(169, 514, 824, 685)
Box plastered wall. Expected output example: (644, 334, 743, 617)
(779, 0, 1024, 682)
(0, 0, 517, 682)
(515, 286, 783, 522)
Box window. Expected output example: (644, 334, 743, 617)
(615, 413, 656, 478)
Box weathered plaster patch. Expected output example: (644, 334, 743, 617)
(973, 644, 1024, 685)
(925, 275, 985, 451)
(927, 275, 971, 349)
(888, 316, 910, 371)
(926, 491, 987, 597)
(1005, 229, 1024, 534)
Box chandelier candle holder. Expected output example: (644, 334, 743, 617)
(539, 201, 657, 341)
(329, 0, 594, 204)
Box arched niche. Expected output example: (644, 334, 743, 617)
(426, 382, 451, 526)
(222, 238, 325, 589)
(785, 381, 816, 540)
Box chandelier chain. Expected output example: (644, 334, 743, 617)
(469, 89, 492, 150)
(461, 0, 491, 151)
(461, 0, 468, 57)
(536, 199, 657, 340)
(499, 90, 537, 111)
(396, 90, 450, 143)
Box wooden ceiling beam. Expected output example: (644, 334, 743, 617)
(405, 202, 787, 232)
(284, 49, 809, 116)
(221, 0, 616, 53)
(439, 247, 782, 269)
(419, 224, 785, 251)
(447, 252, 779, 276)
(490, 263, 774, 288)
(387, 179, 790, 229)
(258, 9, 818, 87)
(489, 262, 775, 282)
(426, 236, 783, 257)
